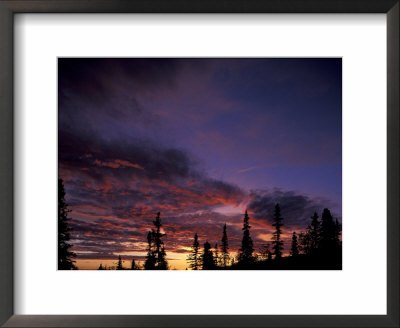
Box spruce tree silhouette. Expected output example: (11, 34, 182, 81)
(214, 243, 220, 267)
(272, 204, 284, 260)
(320, 208, 337, 255)
(238, 210, 254, 266)
(290, 232, 299, 257)
(131, 259, 136, 270)
(267, 246, 272, 261)
(202, 241, 215, 270)
(299, 213, 320, 256)
(117, 255, 124, 270)
(299, 231, 311, 255)
(221, 223, 230, 267)
(334, 219, 341, 247)
(98, 264, 104, 270)
(187, 233, 200, 270)
(152, 212, 168, 270)
(144, 212, 168, 270)
(144, 231, 156, 270)
(58, 178, 77, 270)
(309, 212, 320, 254)
(259, 244, 270, 261)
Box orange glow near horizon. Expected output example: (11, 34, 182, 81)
(74, 248, 295, 270)
(75, 252, 190, 270)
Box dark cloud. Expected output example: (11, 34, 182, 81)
(248, 188, 340, 229)
(59, 124, 244, 212)
(59, 128, 195, 182)
(58, 58, 180, 104)
(58, 59, 185, 142)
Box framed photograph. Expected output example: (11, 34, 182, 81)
(58, 57, 343, 272)
(0, 1, 398, 327)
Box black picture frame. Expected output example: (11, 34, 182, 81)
(0, 1, 398, 327)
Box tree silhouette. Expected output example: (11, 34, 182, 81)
(98, 264, 104, 270)
(158, 246, 168, 270)
(117, 255, 124, 270)
(131, 259, 137, 270)
(267, 247, 272, 260)
(309, 212, 320, 254)
(334, 219, 341, 247)
(152, 212, 168, 270)
(320, 208, 338, 255)
(299, 231, 311, 255)
(144, 231, 156, 270)
(58, 178, 77, 270)
(221, 223, 230, 267)
(259, 243, 272, 261)
(238, 210, 254, 265)
(299, 212, 320, 255)
(144, 213, 168, 270)
(202, 241, 215, 270)
(187, 233, 201, 270)
(214, 243, 220, 267)
(272, 204, 284, 259)
(290, 232, 299, 257)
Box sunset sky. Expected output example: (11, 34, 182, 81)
(58, 58, 342, 270)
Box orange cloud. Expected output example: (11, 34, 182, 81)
(94, 159, 144, 170)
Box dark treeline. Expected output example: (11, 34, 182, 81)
(58, 178, 77, 270)
(184, 205, 341, 270)
(58, 178, 341, 271)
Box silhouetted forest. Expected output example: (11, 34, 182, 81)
(58, 179, 77, 270)
(58, 178, 342, 270)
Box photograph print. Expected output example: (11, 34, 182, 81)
(58, 58, 342, 270)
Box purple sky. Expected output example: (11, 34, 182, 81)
(58, 58, 342, 269)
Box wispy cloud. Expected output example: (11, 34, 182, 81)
(237, 166, 261, 174)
